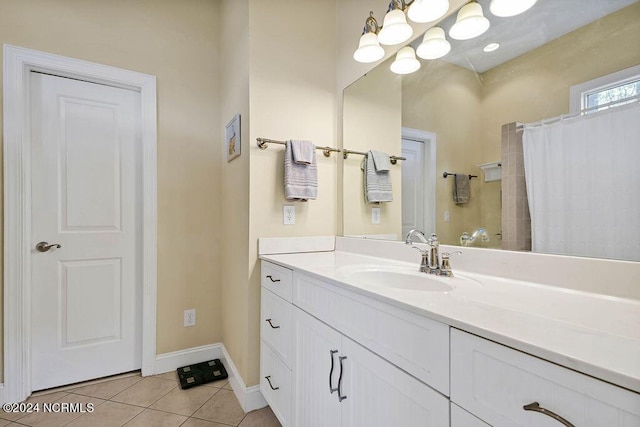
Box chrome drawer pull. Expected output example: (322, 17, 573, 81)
(329, 350, 339, 393)
(337, 356, 347, 402)
(266, 275, 281, 283)
(265, 376, 279, 391)
(265, 318, 280, 329)
(523, 402, 575, 427)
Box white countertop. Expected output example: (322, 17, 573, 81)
(261, 250, 640, 394)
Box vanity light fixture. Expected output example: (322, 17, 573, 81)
(407, 0, 450, 23)
(483, 42, 500, 52)
(449, 1, 490, 40)
(377, 1, 414, 45)
(353, 12, 386, 63)
(390, 46, 421, 74)
(489, 0, 537, 17)
(416, 27, 451, 59)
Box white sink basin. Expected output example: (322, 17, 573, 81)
(336, 264, 477, 292)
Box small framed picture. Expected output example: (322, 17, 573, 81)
(225, 114, 241, 162)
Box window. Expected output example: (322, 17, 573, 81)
(569, 65, 640, 113)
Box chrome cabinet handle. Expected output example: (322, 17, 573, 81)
(36, 242, 61, 252)
(265, 318, 280, 329)
(337, 356, 347, 402)
(264, 376, 279, 391)
(266, 275, 280, 283)
(329, 350, 339, 394)
(523, 402, 575, 427)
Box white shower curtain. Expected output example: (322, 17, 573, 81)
(523, 102, 640, 261)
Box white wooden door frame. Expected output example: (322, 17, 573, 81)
(402, 127, 437, 235)
(3, 45, 158, 403)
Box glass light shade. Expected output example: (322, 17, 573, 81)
(407, 0, 450, 23)
(490, 0, 537, 17)
(449, 2, 490, 40)
(390, 46, 421, 74)
(378, 9, 413, 45)
(353, 32, 385, 63)
(416, 27, 451, 59)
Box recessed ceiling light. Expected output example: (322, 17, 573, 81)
(483, 42, 500, 52)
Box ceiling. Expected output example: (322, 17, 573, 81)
(415, 0, 638, 73)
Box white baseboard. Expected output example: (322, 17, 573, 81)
(154, 344, 223, 374)
(221, 346, 267, 412)
(153, 343, 266, 413)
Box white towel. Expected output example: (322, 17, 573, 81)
(370, 150, 390, 172)
(290, 140, 315, 165)
(284, 141, 318, 201)
(362, 151, 392, 203)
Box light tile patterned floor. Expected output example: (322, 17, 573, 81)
(1, 372, 282, 427)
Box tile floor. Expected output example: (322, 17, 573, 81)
(0, 372, 282, 427)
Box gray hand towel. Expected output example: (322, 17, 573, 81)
(362, 151, 393, 203)
(284, 141, 317, 201)
(290, 140, 315, 165)
(453, 173, 470, 204)
(370, 150, 390, 172)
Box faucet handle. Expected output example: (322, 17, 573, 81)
(439, 251, 462, 277)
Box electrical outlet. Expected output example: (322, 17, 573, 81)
(444, 211, 450, 222)
(184, 309, 196, 327)
(371, 207, 381, 224)
(283, 205, 295, 225)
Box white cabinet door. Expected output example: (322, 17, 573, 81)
(451, 403, 491, 427)
(341, 336, 449, 427)
(451, 329, 640, 427)
(294, 308, 342, 427)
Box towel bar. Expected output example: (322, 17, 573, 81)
(443, 172, 478, 179)
(342, 148, 406, 165)
(256, 137, 340, 158)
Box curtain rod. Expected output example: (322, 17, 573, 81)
(519, 95, 640, 129)
(256, 138, 341, 158)
(342, 148, 406, 165)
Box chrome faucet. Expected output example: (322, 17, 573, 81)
(460, 228, 490, 247)
(405, 229, 429, 245)
(405, 229, 430, 272)
(405, 230, 445, 275)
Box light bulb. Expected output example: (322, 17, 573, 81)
(490, 0, 537, 17)
(416, 27, 451, 60)
(390, 46, 421, 74)
(407, 0, 450, 23)
(378, 9, 413, 45)
(449, 1, 490, 40)
(353, 32, 385, 63)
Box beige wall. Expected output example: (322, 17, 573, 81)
(220, 0, 251, 389)
(403, 61, 485, 245)
(481, 2, 640, 162)
(0, 0, 224, 380)
(343, 61, 402, 238)
(240, 0, 338, 386)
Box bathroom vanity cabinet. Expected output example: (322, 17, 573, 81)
(259, 260, 640, 427)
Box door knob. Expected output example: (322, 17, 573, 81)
(36, 242, 61, 252)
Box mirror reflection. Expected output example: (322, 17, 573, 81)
(342, 0, 640, 261)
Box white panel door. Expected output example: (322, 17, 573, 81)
(293, 308, 342, 427)
(341, 336, 450, 427)
(402, 138, 424, 238)
(30, 72, 142, 390)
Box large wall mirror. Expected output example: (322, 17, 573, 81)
(342, 0, 640, 262)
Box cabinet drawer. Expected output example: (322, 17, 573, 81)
(260, 339, 292, 427)
(294, 272, 450, 395)
(261, 261, 293, 302)
(451, 329, 640, 427)
(260, 287, 293, 368)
